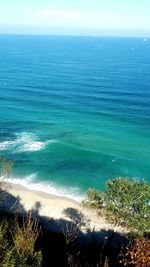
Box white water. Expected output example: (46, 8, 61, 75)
(1, 173, 83, 202)
(0, 132, 55, 153)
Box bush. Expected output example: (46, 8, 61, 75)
(0, 213, 42, 267)
(0, 158, 12, 206)
(83, 178, 150, 236)
(120, 238, 150, 266)
(82, 188, 103, 210)
(0, 157, 12, 179)
(0, 220, 11, 264)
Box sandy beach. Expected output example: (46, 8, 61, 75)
(3, 182, 123, 235)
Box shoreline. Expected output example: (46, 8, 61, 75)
(3, 181, 124, 234)
(9, 181, 79, 204)
(7, 176, 83, 202)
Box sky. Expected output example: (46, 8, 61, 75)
(0, 0, 149, 36)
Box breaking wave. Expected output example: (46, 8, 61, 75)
(0, 132, 55, 153)
(4, 173, 83, 202)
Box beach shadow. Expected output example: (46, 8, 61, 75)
(34, 207, 128, 266)
(63, 207, 87, 227)
(0, 190, 129, 267)
(30, 201, 42, 218)
(0, 190, 26, 214)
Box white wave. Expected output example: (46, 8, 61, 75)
(4, 174, 83, 202)
(19, 141, 45, 152)
(0, 140, 16, 151)
(0, 132, 55, 153)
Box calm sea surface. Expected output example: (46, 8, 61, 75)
(0, 35, 150, 199)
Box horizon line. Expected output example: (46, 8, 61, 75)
(0, 33, 149, 39)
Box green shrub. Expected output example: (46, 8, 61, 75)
(0, 157, 12, 179)
(83, 178, 150, 236)
(0, 220, 11, 264)
(82, 188, 104, 210)
(9, 213, 42, 267)
(0, 213, 42, 267)
(0, 158, 12, 205)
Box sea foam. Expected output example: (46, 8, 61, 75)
(4, 174, 83, 202)
(0, 132, 54, 153)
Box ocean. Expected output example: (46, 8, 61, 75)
(0, 35, 150, 200)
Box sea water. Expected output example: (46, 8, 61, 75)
(0, 35, 150, 200)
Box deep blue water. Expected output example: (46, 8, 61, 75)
(0, 35, 150, 199)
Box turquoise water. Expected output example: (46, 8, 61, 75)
(0, 35, 150, 199)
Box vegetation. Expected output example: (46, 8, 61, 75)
(0, 157, 12, 178)
(0, 214, 42, 267)
(83, 178, 150, 236)
(0, 157, 12, 205)
(0, 158, 150, 266)
(0, 158, 42, 266)
(120, 238, 150, 266)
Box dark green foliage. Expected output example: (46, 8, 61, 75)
(83, 178, 150, 236)
(0, 214, 42, 267)
(0, 220, 11, 265)
(3, 248, 42, 267)
(0, 157, 12, 178)
(82, 188, 103, 210)
(0, 158, 13, 205)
